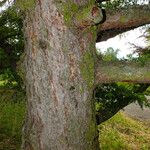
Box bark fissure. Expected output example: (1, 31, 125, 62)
(23, 0, 102, 149)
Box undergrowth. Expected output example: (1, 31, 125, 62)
(0, 89, 26, 150)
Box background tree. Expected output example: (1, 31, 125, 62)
(0, 6, 23, 88)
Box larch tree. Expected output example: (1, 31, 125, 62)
(1, 0, 150, 149)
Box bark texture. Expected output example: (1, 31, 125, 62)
(21, 0, 150, 149)
(22, 0, 102, 149)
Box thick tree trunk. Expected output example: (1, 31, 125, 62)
(22, 0, 102, 149)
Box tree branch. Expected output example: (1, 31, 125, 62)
(95, 60, 150, 84)
(97, 5, 150, 42)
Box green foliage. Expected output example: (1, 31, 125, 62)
(95, 82, 150, 112)
(101, 47, 119, 62)
(94, 78, 150, 124)
(101, 0, 125, 10)
(0, 6, 24, 87)
(136, 53, 150, 66)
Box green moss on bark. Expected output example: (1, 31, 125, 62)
(80, 52, 94, 89)
(16, 0, 36, 11)
(59, 1, 100, 28)
(86, 121, 96, 140)
(74, 5, 103, 27)
(80, 26, 97, 89)
(86, 120, 99, 149)
(120, 16, 127, 23)
(60, 1, 79, 26)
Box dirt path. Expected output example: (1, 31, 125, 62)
(123, 101, 150, 121)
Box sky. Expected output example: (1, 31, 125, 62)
(96, 26, 148, 59)
(0, 0, 13, 12)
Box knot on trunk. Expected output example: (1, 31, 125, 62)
(73, 5, 103, 29)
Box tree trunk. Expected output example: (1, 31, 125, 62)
(22, 0, 102, 149)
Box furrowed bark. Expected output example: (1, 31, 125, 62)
(20, 0, 150, 149)
(95, 60, 150, 84)
(22, 0, 103, 149)
(97, 5, 150, 42)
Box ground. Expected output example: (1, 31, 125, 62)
(0, 88, 150, 150)
(123, 98, 150, 121)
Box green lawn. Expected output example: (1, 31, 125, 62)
(99, 112, 150, 150)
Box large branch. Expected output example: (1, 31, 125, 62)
(97, 5, 150, 42)
(95, 60, 150, 84)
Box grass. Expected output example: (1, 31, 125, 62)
(0, 89, 26, 150)
(99, 112, 150, 150)
(0, 88, 150, 150)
